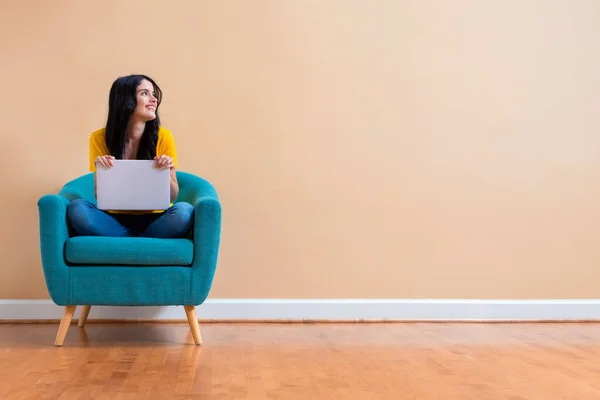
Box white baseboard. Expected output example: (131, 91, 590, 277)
(1, 299, 600, 322)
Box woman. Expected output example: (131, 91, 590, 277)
(67, 74, 194, 238)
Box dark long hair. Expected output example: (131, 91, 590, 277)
(104, 74, 163, 160)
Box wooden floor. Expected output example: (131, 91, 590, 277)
(0, 322, 599, 399)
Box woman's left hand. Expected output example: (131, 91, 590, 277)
(154, 154, 175, 169)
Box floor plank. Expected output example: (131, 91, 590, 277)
(0, 322, 599, 399)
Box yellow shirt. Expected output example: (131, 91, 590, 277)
(89, 126, 178, 214)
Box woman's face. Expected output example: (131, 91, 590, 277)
(132, 79, 158, 121)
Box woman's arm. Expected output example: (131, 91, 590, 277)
(155, 154, 179, 202)
(169, 167, 179, 202)
(93, 155, 114, 199)
(155, 128, 180, 202)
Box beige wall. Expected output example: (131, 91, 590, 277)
(1, 1, 599, 300)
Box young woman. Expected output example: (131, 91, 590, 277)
(67, 74, 194, 238)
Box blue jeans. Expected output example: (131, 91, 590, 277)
(67, 199, 194, 238)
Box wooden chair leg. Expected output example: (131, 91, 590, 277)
(55, 306, 77, 346)
(78, 306, 91, 327)
(184, 306, 202, 345)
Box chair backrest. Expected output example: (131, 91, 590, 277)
(58, 171, 215, 204)
(59, 173, 96, 203)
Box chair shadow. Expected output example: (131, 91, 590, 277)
(0, 323, 201, 349)
(69, 324, 200, 347)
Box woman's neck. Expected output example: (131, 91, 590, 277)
(126, 120, 145, 143)
(124, 121, 145, 159)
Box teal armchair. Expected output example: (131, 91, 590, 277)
(37, 171, 221, 346)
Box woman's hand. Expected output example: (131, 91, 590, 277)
(154, 154, 175, 169)
(95, 155, 115, 168)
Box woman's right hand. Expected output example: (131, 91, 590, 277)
(95, 155, 115, 168)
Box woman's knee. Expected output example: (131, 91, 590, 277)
(169, 202, 194, 222)
(67, 199, 92, 219)
(167, 202, 194, 235)
(67, 199, 100, 232)
(142, 202, 194, 238)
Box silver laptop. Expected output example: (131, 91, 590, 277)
(96, 160, 171, 211)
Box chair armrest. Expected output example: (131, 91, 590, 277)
(177, 175, 219, 206)
(37, 193, 73, 305)
(184, 183, 222, 305)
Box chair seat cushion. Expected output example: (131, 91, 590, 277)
(65, 237, 194, 266)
